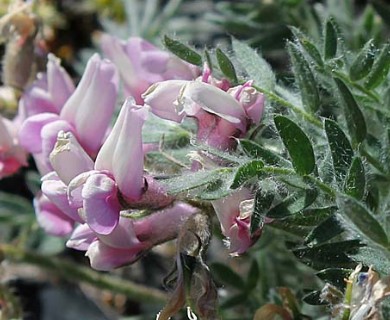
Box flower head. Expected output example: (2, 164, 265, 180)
(100, 34, 198, 104)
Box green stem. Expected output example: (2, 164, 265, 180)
(0, 243, 167, 304)
(252, 85, 323, 128)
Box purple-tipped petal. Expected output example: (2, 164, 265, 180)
(82, 173, 120, 235)
(50, 131, 94, 185)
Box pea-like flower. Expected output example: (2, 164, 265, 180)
(18, 54, 75, 120)
(100, 34, 199, 104)
(18, 53, 118, 173)
(143, 79, 264, 150)
(211, 188, 263, 255)
(66, 99, 173, 235)
(67, 202, 197, 271)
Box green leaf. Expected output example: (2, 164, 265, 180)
(324, 119, 353, 181)
(211, 263, 246, 290)
(230, 160, 264, 189)
(290, 27, 324, 68)
(292, 240, 363, 270)
(232, 38, 276, 91)
(334, 78, 367, 145)
(163, 35, 202, 66)
(239, 139, 288, 165)
(350, 246, 390, 275)
(364, 42, 390, 89)
(324, 18, 338, 59)
(161, 168, 231, 195)
(316, 268, 352, 290)
(216, 48, 238, 83)
(287, 42, 320, 113)
(349, 39, 376, 81)
(305, 215, 344, 246)
(274, 115, 315, 175)
(337, 195, 388, 247)
(250, 189, 273, 235)
(344, 157, 365, 200)
(266, 188, 318, 219)
(0, 192, 34, 216)
(284, 206, 338, 226)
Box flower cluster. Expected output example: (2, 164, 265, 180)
(1, 34, 265, 270)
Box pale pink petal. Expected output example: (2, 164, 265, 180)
(34, 193, 74, 237)
(46, 54, 75, 111)
(226, 220, 253, 256)
(101, 34, 149, 104)
(18, 113, 60, 153)
(66, 224, 96, 250)
(98, 216, 141, 249)
(86, 240, 146, 271)
(95, 99, 148, 201)
(133, 202, 197, 243)
(41, 172, 82, 223)
(211, 188, 252, 236)
(60, 53, 119, 154)
(179, 81, 246, 127)
(67, 170, 98, 209)
(142, 80, 187, 122)
(228, 84, 265, 124)
(41, 120, 75, 171)
(50, 131, 94, 185)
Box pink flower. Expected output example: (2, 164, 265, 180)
(18, 54, 118, 173)
(0, 114, 27, 179)
(211, 188, 262, 255)
(100, 34, 199, 104)
(18, 54, 75, 120)
(39, 131, 95, 228)
(67, 99, 173, 235)
(67, 202, 197, 270)
(143, 78, 264, 150)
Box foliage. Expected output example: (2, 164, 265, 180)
(1, 0, 390, 319)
